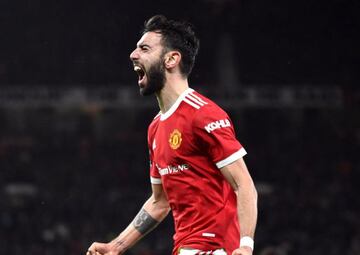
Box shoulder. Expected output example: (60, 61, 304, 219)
(152, 111, 161, 122)
(150, 111, 160, 123)
(148, 112, 161, 135)
(191, 91, 229, 123)
(182, 90, 227, 115)
(182, 90, 210, 110)
(188, 93, 233, 133)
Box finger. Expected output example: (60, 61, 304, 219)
(231, 248, 244, 255)
(232, 247, 252, 255)
(87, 249, 99, 255)
(88, 242, 108, 254)
(87, 250, 94, 255)
(87, 248, 96, 255)
(87, 249, 104, 255)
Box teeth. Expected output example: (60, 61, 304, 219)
(134, 66, 141, 72)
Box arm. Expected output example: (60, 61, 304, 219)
(220, 157, 258, 255)
(87, 183, 170, 255)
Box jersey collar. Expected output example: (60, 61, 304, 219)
(160, 88, 194, 121)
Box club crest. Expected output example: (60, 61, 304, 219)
(169, 129, 182, 150)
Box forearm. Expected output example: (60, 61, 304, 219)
(109, 194, 170, 253)
(236, 181, 258, 239)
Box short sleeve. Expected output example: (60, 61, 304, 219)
(148, 128, 162, 184)
(193, 105, 247, 169)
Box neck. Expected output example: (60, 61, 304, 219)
(155, 76, 189, 114)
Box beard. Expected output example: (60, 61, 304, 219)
(140, 59, 166, 96)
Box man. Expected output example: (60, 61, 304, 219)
(87, 15, 257, 255)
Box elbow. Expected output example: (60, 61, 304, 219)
(157, 201, 171, 219)
(164, 205, 171, 215)
(157, 204, 171, 221)
(160, 202, 171, 213)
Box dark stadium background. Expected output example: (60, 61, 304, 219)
(1, 0, 359, 254)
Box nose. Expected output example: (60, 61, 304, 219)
(129, 48, 139, 61)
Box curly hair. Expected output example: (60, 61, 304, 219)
(142, 15, 200, 77)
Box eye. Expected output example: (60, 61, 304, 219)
(140, 45, 150, 52)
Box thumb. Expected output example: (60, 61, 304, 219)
(89, 242, 110, 254)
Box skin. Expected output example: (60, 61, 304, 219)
(86, 31, 257, 255)
(130, 32, 167, 96)
(221, 158, 258, 255)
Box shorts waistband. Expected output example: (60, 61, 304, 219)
(178, 248, 227, 255)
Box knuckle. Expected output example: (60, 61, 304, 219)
(89, 242, 98, 250)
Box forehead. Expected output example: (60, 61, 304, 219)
(137, 31, 163, 47)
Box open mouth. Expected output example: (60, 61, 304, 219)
(134, 65, 146, 83)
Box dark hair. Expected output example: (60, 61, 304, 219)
(142, 15, 200, 77)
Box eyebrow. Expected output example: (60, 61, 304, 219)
(137, 43, 151, 49)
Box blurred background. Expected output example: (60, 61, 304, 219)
(0, 0, 359, 254)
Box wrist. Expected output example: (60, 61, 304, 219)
(240, 236, 254, 251)
(110, 239, 127, 254)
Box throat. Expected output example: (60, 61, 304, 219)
(156, 87, 190, 116)
(156, 95, 166, 114)
(156, 94, 176, 115)
(155, 81, 190, 114)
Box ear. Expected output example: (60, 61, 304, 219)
(164, 51, 181, 69)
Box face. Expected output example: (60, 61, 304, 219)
(130, 32, 167, 96)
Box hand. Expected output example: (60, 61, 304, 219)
(232, 246, 253, 255)
(86, 242, 120, 255)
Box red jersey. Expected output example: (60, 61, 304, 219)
(147, 88, 247, 254)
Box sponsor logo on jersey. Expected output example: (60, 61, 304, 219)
(169, 129, 182, 149)
(156, 163, 189, 176)
(204, 119, 231, 133)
